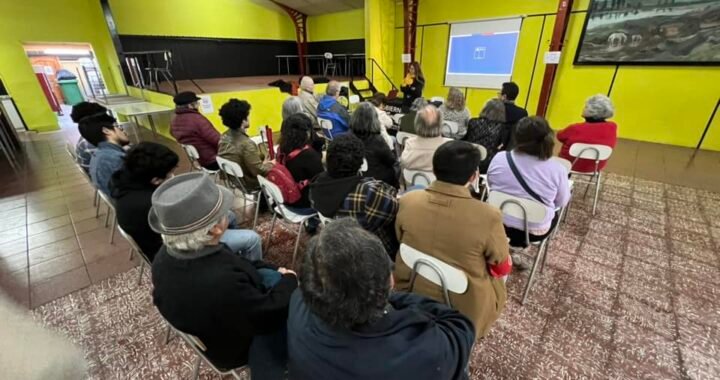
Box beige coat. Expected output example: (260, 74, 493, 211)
(393, 181, 509, 338)
(399, 136, 450, 172)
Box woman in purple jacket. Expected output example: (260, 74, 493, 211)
(487, 117, 570, 248)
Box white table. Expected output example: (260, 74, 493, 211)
(109, 102, 173, 139)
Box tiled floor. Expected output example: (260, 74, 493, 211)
(1, 119, 719, 378)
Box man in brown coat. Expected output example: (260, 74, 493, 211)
(394, 140, 512, 338)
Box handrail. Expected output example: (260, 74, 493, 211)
(368, 58, 399, 91)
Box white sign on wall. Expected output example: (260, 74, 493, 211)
(401, 53, 412, 63)
(544, 51, 562, 64)
(199, 95, 214, 114)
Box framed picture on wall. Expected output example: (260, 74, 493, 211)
(575, 0, 720, 65)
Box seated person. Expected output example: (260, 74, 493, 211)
(439, 87, 471, 139)
(217, 99, 273, 192)
(400, 104, 449, 173)
(150, 173, 297, 379)
(350, 102, 399, 188)
(170, 91, 221, 170)
(310, 134, 400, 257)
(463, 98, 507, 174)
(394, 140, 512, 338)
(498, 82, 528, 150)
(557, 94, 618, 173)
(81, 113, 129, 195)
(317, 80, 350, 138)
(398, 97, 427, 134)
(487, 117, 570, 249)
(110, 143, 263, 262)
(369, 92, 397, 139)
(298, 76, 319, 124)
(287, 218, 475, 380)
(70, 101, 107, 172)
(277, 114, 324, 211)
(282, 96, 324, 152)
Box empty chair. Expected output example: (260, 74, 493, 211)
(441, 120, 460, 137)
(257, 175, 317, 267)
(487, 190, 558, 305)
(568, 143, 613, 215)
(399, 243, 469, 307)
(117, 226, 151, 285)
(403, 169, 435, 188)
(323, 52, 337, 77)
(182, 144, 220, 179)
(216, 156, 261, 229)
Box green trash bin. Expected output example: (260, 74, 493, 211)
(58, 79, 84, 106)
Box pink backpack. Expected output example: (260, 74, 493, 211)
(266, 146, 310, 204)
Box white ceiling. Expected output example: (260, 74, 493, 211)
(270, 0, 364, 16)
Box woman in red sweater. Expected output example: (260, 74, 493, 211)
(557, 94, 618, 173)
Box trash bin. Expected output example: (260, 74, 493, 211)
(58, 79, 84, 106)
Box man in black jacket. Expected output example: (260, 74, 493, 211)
(150, 172, 297, 379)
(287, 218, 475, 380)
(499, 81, 529, 149)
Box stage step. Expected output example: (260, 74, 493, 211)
(349, 77, 378, 102)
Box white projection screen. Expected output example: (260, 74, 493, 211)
(444, 17, 522, 89)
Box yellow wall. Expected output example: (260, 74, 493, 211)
(390, 0, 720, 151)
(0, 0, 124, 131)
(108, 0, 295, 40)
(308, 9, 365, 42)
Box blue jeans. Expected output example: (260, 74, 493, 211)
(248, 269, 287, 380)
(221, 212, 263, 261)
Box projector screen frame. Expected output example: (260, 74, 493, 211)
(443, 16, 525, 90)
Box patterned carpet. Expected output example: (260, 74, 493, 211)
(32, 173, 720, 379)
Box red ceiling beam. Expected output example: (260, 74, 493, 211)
(272, 1, 308, 75)
(536, 0, 574, 117)
(403, 0, 419, 73)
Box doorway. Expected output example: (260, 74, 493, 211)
(23, 43, 107, 126)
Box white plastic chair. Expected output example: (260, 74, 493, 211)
(568, 143, 613, 215)
(216, 156, 261, 230)
(403, 169, 435, 188)
(323, 52, 337, 77)
(257, 175, 318, 267)
(400, 243, 469, 307)
(487, 190, 557, 305)
(318, 117, 334, 140)
(442, 120, 460, 137)
(182, 144, 220, 180)
(360, 158, 369, 174)
(117, 226, 151, 285)
(396, 131, 415, 148)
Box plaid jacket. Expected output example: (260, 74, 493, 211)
(337, 178, 399, 256)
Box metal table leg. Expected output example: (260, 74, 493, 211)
(147, 114, 158, 139)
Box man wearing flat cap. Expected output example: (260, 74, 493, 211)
(170, 91, 222, 170)
(150, 172, 297, 379)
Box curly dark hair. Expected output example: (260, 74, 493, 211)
(78, 113, 117, 146)
(122, 142, 179, 183)
(279, 113, 312, 155)
(219, 99, 251, 130)
(70, 102, 107, 123)
(326, 134, 364, 179)
(300, 218, 392, 330)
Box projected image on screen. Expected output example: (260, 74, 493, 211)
(445, 18, 522, 89)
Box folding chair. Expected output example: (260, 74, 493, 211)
(402, 169, 435, 188)
(97, 190, 118, 244)
(317, 117, 334, 141)
(65, 143, 99, 209)
(257, 175, 318, 267)
(164, 321, 249, 380)
(487, 190, 558, 305)
(323, 52, 337, 77)
(430, 96, 445, 105)
(399, 243, 469, 307)
(396, 131, 415, 147)
(182, 144, 220, 181)
(567, 143, 613, 215)
(217, 156, 262, 230)
(117, 226, 151, 285)
(550, 157, 574, 226)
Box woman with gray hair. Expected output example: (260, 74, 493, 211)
(398, 97, 428, 134)
(281, 96, 325, 152)
(463, 98, 506, 173)
(281, 96, 305, 120)
(350, 102, 399, 188)
(439, 87, 471, 139)
(557, 94, 618, 173)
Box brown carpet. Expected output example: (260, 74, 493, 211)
(32, 173, 720, 379)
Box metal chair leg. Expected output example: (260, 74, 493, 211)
(104, 205, 111, 227)
(93, 189, 98, 207)
(137, 262, 145, 285)
(592, 172, 602, 215)
(95, 198, 101, 218)
(293, 223, 304, 269)
(191, 355, 202, 380)
(252, 195, 261, 230)
(264, 214, 277, 254)
(521, 239, 548, 305)
(164, 325, 173, 345)
(128, 248, 134, 260)
(109, 215, 116, 244)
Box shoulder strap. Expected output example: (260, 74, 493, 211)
(278, 145, 310, 164)
(505, 151, 544, 204)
